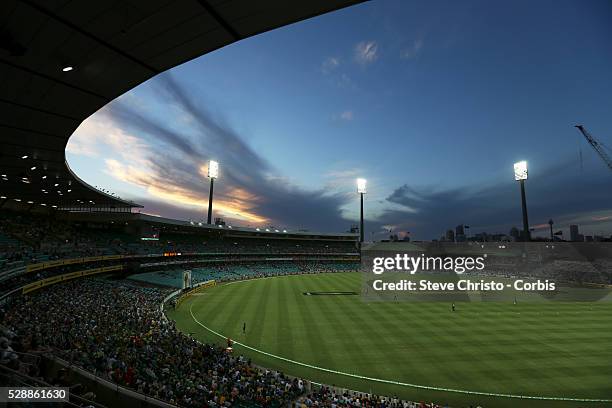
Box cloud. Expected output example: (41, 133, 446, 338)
(400, 38, 423, 60)
(330, 110, 354, 122)
(378, 159, 612, 239)
(339, 110, 354, 121)
(65, 119, 104, 157)
(65, 140, 99, 157)
(323, 168, 362, 191)
(67, 112, 152, 165)
(77, 73, 354, 231)
(354, 41, 378, 64)
(69, 76, 612, 238)
(321, 57, 340, 74)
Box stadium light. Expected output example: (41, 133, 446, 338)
(208, 160, 219, 179)
(356, 178, 366, 243)
(357, 178, 367, 194)
(207, 160, 219, 224)
(513, 161, 530, 241)
(513, 160, 528, 181)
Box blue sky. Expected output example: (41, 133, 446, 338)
(67, 0, 612, 239)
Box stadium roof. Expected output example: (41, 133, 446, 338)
(60, 211, 359, 240)
(0, 0, 360, 210)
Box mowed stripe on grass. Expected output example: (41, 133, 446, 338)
(169, 273, 612, 408)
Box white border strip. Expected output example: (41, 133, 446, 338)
(187, 298, 611, 403)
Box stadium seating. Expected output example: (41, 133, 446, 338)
(0, 210, 357, 274)
(1, 279, 307, 407)
(129, 262, 357, 288)
(1, 275, 452, 408)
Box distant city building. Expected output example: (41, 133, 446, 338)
(455, 225, 466, 242)
(584, 235, 593, 242)
(570, 225, 580, 242)
(445, 229, 455, 242)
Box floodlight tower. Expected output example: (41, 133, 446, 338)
(207, 160, 219, 224)
(357, 178, 367, 243)
(548, 219, 554, 241)
(513, 161, 530, 241)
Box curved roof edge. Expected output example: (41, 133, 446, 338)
(0, 0, 362, 213)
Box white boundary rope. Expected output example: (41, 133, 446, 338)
(185, 280, 612, 404)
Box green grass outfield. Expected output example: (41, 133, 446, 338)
(167, 272, 612, 408)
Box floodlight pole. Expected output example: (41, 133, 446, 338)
(548, 219, 554, 241)
(207, 177, 214, 224)
(356, 178, 366, 244)
(519, 179, 530, 241)
(360, 192, 364, 243)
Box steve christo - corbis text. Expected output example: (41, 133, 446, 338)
(369, 254, 556, 293)
(371, 278, 556, 292)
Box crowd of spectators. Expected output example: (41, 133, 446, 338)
(131, 261, 358, 289)
(0, 210, 358, 274)
(296, 386, 457, 408)
(462, 257, 612, 285)
(1, 328, 105, 407)
(0, 212, 124, 270)
(0, 260, 119, 297)
(158, 234, 356, 257)
(0, 271, 471, 408)
(1, 279, 304, 407)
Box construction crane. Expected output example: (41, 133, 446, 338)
(575, 125, 612, 171)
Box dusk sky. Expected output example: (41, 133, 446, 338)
(66, 0, 612, 240)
